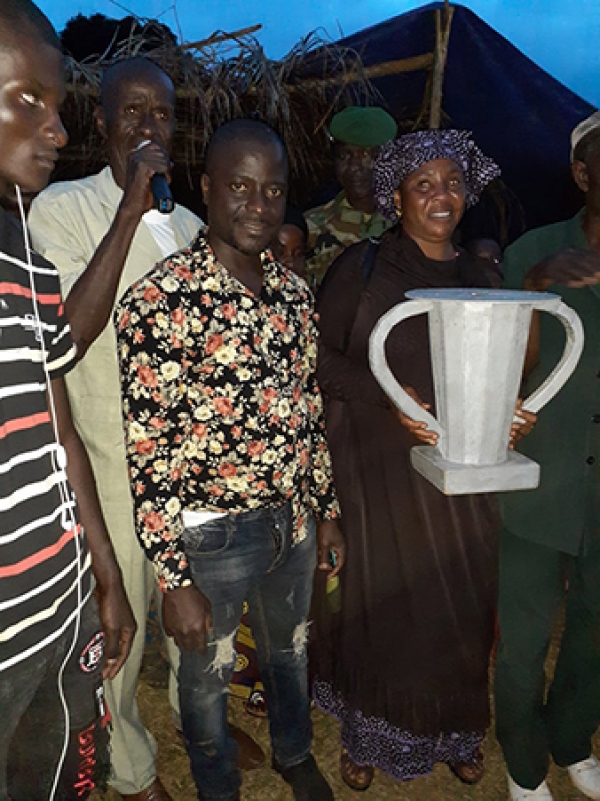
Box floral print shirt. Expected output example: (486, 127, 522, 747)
(116, 233, 340, 591)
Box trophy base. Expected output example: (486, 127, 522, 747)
(410, 447, 540, 495)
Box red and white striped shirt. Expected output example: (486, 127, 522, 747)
(0, 209, 91, 673)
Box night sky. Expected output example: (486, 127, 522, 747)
(41, 0, 599, 106)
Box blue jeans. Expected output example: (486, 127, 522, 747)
(179, 502, 316, 801)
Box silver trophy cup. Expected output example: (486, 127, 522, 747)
(368, 288, 584, 494)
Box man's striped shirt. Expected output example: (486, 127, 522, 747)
(0, 209, 91, 673)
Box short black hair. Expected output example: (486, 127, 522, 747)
(205, 119, 288, 176)
(0, 0, 61, 51)
(100, 56, 174, 107)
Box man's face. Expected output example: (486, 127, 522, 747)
(202, 138, 288, 262)
(334, 143, 376, 206)
(572, 141, 600, 218)
(96, 65, 175, 188)
(0, 34, 67, 197)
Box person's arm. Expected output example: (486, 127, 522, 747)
(522, 247, 600, 377)
(303, 311, 346, 577)
(316, 244, 390, 405)
(49, 376, 136, 679)
(30, 143, 172, 360)
(67, 144, 174, 358)
(503, 242, 600, 379)
(116, 278, 212, 652)
(523, 248, 600, 291)
(308, 405, 345, 579)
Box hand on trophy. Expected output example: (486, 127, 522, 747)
(392, 385, 440, 445)
(524, 248, 600, 290)
(509, 399, 537, 448)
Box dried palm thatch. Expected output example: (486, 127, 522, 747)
(58, 20, 380, 203)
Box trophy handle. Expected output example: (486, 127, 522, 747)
(368, 299, 443, 437)
(521, 300, 585, 414)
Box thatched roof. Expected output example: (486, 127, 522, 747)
(57, 20, 380, 205)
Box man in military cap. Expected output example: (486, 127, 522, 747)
(304, 106, 397, 289)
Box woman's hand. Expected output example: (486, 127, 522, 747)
(509, 399, 537, 448)
(390, 385, 439, 446)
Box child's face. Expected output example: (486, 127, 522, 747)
(272, 223, 306, 278)
(0, 33, 67, 196)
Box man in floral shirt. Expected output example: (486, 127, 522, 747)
(116, 119, 345, 801)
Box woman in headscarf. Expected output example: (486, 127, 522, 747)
(312, 129, 519, 790)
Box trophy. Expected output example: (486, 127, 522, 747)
(369, 289, 584, 494)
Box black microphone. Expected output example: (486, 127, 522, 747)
(151, 174, 174, 214)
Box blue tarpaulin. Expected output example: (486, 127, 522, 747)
(330, 2, 594, 232)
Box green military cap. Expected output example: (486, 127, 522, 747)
(329, 106, 398, 148)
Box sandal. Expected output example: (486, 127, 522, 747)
(340, 748, 374, 792)
(449, 748, 485, 785)
(244, 690, 268, 718)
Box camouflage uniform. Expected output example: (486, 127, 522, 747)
(304, 191, 392, 290)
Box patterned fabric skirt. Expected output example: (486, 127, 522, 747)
(314, 679, 483, 781)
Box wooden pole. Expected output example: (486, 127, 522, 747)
(429, 1, 454, 129)
(294, 52, 434, 91)
(181, 24, 263, 50)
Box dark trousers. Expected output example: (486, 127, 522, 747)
(495, 528, 600, 789)
(0, 597, 108, 801)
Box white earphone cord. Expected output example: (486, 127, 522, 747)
(15, 184, 83, 801)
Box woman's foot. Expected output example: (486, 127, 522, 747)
(244, 690, 268, 718)
(340, 748, 374, 792)
(449, 748, 485, 784)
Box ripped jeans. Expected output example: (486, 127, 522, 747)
(178, 502, 316, 801)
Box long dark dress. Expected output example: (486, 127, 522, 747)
(312, 227, 499, 780)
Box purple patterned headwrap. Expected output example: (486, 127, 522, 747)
(373, 129, 501, 221)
